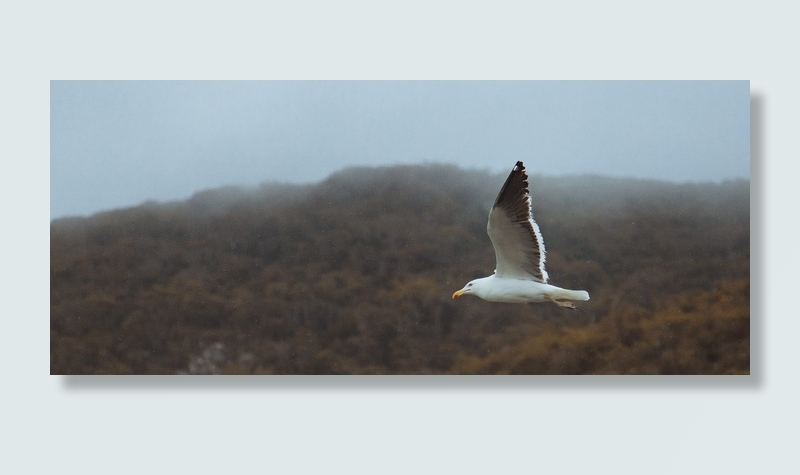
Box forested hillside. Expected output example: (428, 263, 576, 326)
(50, 164, 750, 374)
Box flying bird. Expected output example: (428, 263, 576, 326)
(452, 161, 589, 308)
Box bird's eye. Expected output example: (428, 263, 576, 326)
(468, 283, 473, 287)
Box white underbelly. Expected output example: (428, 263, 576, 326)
(482, 278, 588, 304)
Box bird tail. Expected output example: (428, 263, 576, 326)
(558, 289, 590, 301)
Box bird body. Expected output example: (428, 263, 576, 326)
(452, 161, 589, 309)
(455, 275, 589, 305)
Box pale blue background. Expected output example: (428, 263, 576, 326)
(8, 1, 798, 474)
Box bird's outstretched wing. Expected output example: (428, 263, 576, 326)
(487, 161, 548, 282)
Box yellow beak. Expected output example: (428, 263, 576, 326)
(452, 289, 466, 299)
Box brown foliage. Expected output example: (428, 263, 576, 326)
(50, 165, 750, 374)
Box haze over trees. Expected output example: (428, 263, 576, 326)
(50, 164, 750, 374)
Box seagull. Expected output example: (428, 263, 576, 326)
(452, 161, 589, 308)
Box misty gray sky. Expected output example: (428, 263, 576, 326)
(50, 80, 749, 219)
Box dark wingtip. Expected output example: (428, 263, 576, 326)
(494, 161, 529, 207)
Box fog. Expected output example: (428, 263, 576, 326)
(50, 81, 750, 220)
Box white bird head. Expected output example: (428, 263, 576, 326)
(452, 277, 491, 299)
